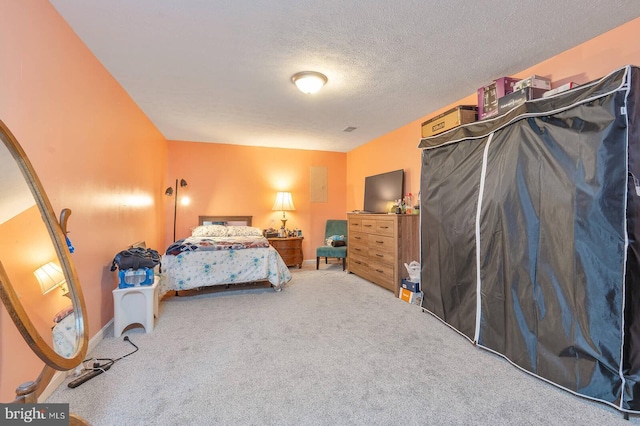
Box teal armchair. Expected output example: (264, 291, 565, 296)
(316, 220, 348, 270)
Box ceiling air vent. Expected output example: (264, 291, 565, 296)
(342, 126, 357, 133)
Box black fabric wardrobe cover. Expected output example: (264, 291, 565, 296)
(418, 65, 640, 412)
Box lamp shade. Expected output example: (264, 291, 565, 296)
(291, 71, 327, 94)
(272, 192, 295, 211)
(34, 262, 66, 295)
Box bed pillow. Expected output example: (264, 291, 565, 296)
(226, 226, 263, 237)
(53, 306, 74, 323)
(192, 224, 228, 237)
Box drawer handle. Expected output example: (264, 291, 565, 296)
(354, 260, 362, 265)
(375, 240, 384, 244)
(375, 254, 384, 257)
(364, 224, 372, 227)
(354, 248, 361, 252)
(375, 269, 384, 273)
(380, 226, 389, 229)
(355, 236, 361, 240)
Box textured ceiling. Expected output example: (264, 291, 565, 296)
(49, 0, 640, 153)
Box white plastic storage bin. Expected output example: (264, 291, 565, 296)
(112, 278, 159, 337)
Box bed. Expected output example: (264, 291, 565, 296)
(160, 216, 292, 296)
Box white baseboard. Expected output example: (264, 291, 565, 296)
(39, 319, 114, 402)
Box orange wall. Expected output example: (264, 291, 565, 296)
(166, 141, 347, 258)
(346, 16, 640, 212)
(0, 1, 168, 401)
(347, 122, 422, 212)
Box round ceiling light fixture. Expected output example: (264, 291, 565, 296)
(291, 71, 328, 94)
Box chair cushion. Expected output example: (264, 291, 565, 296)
(316, 246, 347, 258)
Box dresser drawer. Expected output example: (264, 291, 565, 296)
(361, 219, 377, 234)
(368, 246, 395, 266)
(367, 263, 394, 291)
(276, 247, 302, 256)
(349, 218, 363, 233)
(349, 231, 367, 248)
(348, 252, 370, 275)
(367, 234, 395, 251)
(349, 244, 367, 257)
(273, 239, 300, 250)
(375, 219, 395, 237)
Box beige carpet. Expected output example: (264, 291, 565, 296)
(46, 264, 632, 425)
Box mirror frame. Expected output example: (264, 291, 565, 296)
(0, 119, 88, 371)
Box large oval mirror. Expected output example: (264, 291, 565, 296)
(0, 119, 88, 377)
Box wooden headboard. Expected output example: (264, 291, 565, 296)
(198, 215, 253, 226)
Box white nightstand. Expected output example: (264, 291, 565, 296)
(112, 278, 159, 337)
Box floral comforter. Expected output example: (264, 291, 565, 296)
(53, 312, 77, 358)
(161, 236, 291, 294)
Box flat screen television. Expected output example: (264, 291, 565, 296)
(363, 169, 404, 213)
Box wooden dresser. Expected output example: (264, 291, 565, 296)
(268, 237, 304, 268)
(347, 214, 419, 296)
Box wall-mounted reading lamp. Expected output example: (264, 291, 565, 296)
(165, 178, 188, 242)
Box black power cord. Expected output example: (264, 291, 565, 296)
(68, 336, 138, 388)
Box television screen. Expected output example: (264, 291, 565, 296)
(363, 169, 404, 213)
